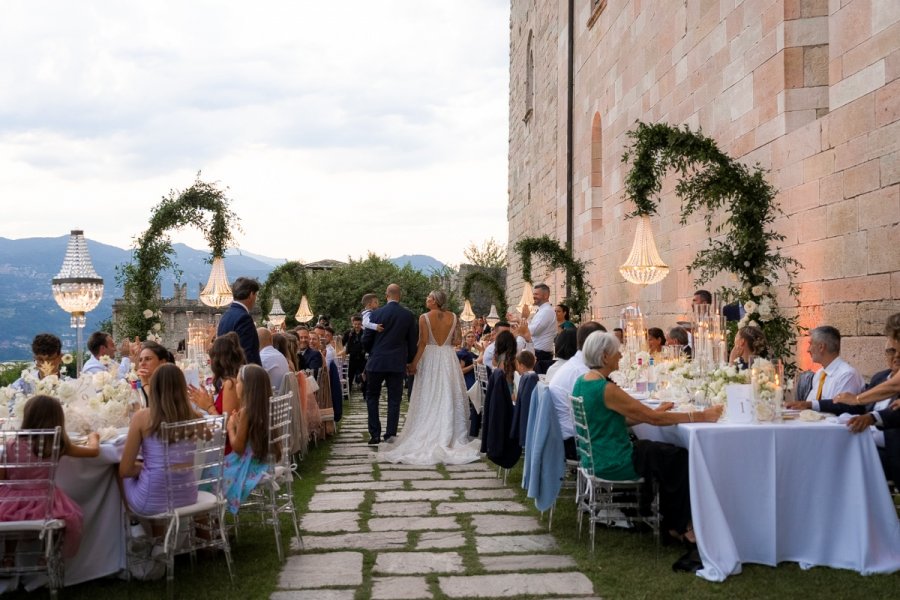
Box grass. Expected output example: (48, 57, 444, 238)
(500, 459, 900, 600)
(7, 432, 335, 600)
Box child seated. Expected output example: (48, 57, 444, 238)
(513, 350, 537, 397)
(0, 395, 100, 558)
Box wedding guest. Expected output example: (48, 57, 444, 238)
(0, 395, 99, 558)
(360, 294, 385, 333)
(258, 327, 289, 390)
(548, 321, 605, 460)
(11, 333, 64, 395)
(513, 349, 536, 393)
(546, 328, 577, 382)
(457, 331, 478, 390)
(137, 341, 175, 404)
(802, 326, 864, 404)
(82, 331, 132, 378)
(666, 327, 691, 359)
(298, 327, 323, 376)
(189, 333, 244, 454)
(512, 350, 540, 447)
(480, 331, 521, 468)
(572, 331, 722, 572)
(119, 364, 199, 517)
(274, 332, 298, 372)
(647, 327, 666, 355)
(217, 277, 261, 366)
(836, 313, 900, 425)
(517, 283, 557, 374)
(221, 364, 279, 514)
(555, 304, 576, 331)
(473, 316, 491, 340)
(728, 326, 768, 370)
(343, 315, 368, 392)
(479, 322, 527, 368)
(613, 328, 625, 344)
(315, 325, 336, 367)
(692, 290, 712, 306)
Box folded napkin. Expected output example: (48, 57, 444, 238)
(799, 409, 825, 422)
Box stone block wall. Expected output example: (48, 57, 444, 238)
(508, 0, 899, 376)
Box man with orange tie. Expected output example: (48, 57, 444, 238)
(803, 326, 864, 407)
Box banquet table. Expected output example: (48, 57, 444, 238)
(632, 419, 900, 581)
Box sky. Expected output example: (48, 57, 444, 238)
(0, 1, 510, 266)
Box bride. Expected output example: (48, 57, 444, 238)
(378, 290, 482, 465)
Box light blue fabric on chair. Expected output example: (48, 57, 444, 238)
(522, 383, 565, 511)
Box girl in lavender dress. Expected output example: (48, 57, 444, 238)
(119, 364, 199, 517)
(221, 364, 274, 514)
(0, 395, 100, 559)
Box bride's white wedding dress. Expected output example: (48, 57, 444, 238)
(378, 313, 481, 465)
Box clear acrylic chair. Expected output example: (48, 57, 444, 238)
(125, 414, 232, 597)
(0, 428, 65, 598)
(570, 395, 659, 552)
(338, 357, 350, 399)
(234, 392, 302, 562)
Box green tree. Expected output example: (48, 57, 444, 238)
(463, 238, 507, 269)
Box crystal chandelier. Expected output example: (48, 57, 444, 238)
(268, 298, 286, 329)
(516, 281, 533, 315)
(294, 295, 314, 323)
(199, 257, 233, 308)
(619, 215, 669, 286)
(52, 230, 104, 372)
(485, 304, 500, 327)
(459, 299, 476, 324)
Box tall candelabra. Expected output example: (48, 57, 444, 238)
(691, 299, 727, 373)
(619, 305, 648, 366)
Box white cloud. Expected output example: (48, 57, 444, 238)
(0, 0, 509, 265)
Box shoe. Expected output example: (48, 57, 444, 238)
(671, 546, 702, 573)
(367, 437, 380, 446)
(382, 435, 397, 444)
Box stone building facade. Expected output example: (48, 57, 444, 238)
(507, 0, 899, 375)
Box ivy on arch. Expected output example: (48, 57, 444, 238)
(513, 235, 591, 319)
(259, 261, 309, 329)
(461, 271, 507, 318)
(116, 176, 240, 340)
(621, 121, 801, 372)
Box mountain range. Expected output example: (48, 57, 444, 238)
(0, 236, 443, 361)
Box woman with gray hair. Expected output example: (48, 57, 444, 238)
(572, 331, 722, 571)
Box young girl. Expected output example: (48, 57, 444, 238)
(0, 395, 100, 558)
(119, 364, 199, 516)
(222, 364, 278, 514)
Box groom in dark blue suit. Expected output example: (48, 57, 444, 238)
(216, 277, 262, 366)
(362, 283, 418, 446)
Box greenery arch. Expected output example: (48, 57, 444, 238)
(259, 261, 309, 330)
(622, 121, 801, 371)
(514, 236, 591, 319)
(117, 177, 240, 340)
(461, 271, 507, 318)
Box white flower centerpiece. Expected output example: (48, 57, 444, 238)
(749, 357, 781, 422)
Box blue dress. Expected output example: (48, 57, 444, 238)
(222, 449, 268, 514)
(456, 348, 476, 389)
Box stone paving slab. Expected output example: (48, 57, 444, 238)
(445, 463, 493, 471)
(470, 514, 543, 534)
(416, 531, 467, 549)
(369, 516, 459, 532)
(480, 554, 576, 572)
(318, 481, 403, 492)
(308, 491, 365, 511)
(371, 501, 433, 517)
(446, 470, 498, 479)
(331, 447, 378, 457)
(327, 456, 377, 465)
(322, 464, 373, 475)
(371, 576, 432, 600)
(277, 552, 363, 588)
(376, 490, 456, 502)
(378, 463, 442, 471)
(300, 511, 360, 532)
(302, 531, 408, 551)
(380, 469, 445, 480)
(411, 478, 504, 490)
(438, 572, 593, 598)
(323, 473, 377, 483)
(436, 501, 527, 515)
(374, 552, 465, 575)
(463, 488, 517, 500)
(271, 590, 356, 600)
(475, 534, 559, 554)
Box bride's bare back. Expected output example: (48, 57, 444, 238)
(422, 310, 458, 346)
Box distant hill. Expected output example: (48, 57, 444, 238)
(0, 236, 445, 360)
(391, 254, 446, 273)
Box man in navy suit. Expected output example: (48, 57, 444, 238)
(216, 277, 261, 366)
(362, 283, 418, 446)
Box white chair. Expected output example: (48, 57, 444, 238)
(0, 428, 65, 598)
(125, 415, 232, 598)
(235, 392, 302, 562)
(570, 395, 659, 552)
(338, 357, 350, 399)
(474, 362, 489, 397)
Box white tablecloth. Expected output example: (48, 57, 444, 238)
(632, 421, 900, 581)
(56, 442, 126, 585)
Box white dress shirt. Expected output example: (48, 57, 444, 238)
(81, 355, 132, 379)
(260, 345, 290, 390)
(548, 350, 588, 439)
(482, 336, 526, 368)
(807, 356, 865, 406)
(529, 302, 557, 353)
(325, 344, 336, 366)
(545, 358, 568, 383)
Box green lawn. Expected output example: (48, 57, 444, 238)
(500, 459, 899, 600)
(6, 434, 334, 600)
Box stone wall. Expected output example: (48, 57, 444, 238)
(508, 0, 900, 376)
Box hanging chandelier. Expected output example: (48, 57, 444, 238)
(294, 295, 314, 323)
(52, 230, 104, 372)
(199, 256, 233, 308)
(459, 299, 476, 324)
(619, 215, 669, 286)
(516, 281, 533, 315)
(485, 304, 500, 327)
(268, 298, 286, 329)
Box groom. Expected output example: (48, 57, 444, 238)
(362, 283, 418, 446)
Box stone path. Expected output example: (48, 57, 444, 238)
(272, 393, 600, 600)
